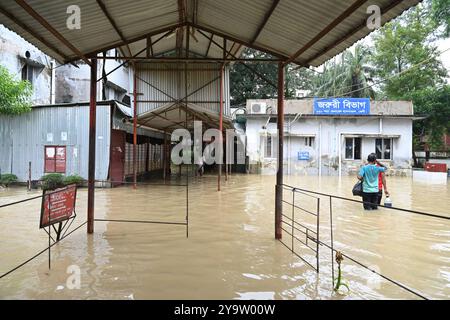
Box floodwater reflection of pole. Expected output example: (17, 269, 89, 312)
(87, 58, 97, 234)
(218, 63, 224, 191)
(133, 67, 138, 189)
(275, 62, 284, 240)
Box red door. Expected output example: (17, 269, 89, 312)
(110, 130, 126, 187)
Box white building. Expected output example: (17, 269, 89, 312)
(1, 24, 131, 106)
(245, 99, 419, 176)
(0, 24, 54, 105)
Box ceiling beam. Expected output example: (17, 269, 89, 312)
(95, 0, 133, 57)
(188, 22, 289, 60)
(146, 35, 154, 58)
(66, 24, 182, 64)
(98, 56, 280, 63)
(250, 0, 280, 44)
(301, 0, 405, 67)
(0, 5, 70, 62)
(14, 0, 91, 65)
(285, 0, 369, 64)
(196, 29, 278, 88)
(176, 0, 187, 57)
(204, 33, 214, 58)
(192, 0, 199, 25)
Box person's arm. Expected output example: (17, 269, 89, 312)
(376, 160, 385, 168)
(357, 167, 364, 181)
(381, 172, 389, 196)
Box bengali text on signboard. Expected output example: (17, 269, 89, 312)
(313, 98, 370, 115)
(298, 151, 310, 161)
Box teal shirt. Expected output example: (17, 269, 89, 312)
(358, 164, 385, 193)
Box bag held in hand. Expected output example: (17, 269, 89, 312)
(352, 181, 363, 197)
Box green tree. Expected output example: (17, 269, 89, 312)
(431, 0, 450, 37)
(230, 48, 313, 106)
(312, 44, 375, 98)
(370, 5, 447, 99)
(411, 86, 450, 150)
(371, 4, 449, 150)
(0, 65, 33, 115)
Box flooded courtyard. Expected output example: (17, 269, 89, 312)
(0, 174, 449, 300)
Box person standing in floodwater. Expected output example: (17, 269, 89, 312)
(195, 147, 205, 177)
(357, 153, 386, 210)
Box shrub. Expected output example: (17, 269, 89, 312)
(40, 173, 64, 191)
(63, 174, 84, 186)
(0, 174, 18, 187)
(0, 65, 32, 115)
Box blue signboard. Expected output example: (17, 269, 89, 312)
(313, 98, 370, 115)
(298, 151, 310, 161)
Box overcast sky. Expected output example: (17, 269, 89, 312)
(438, 38, 450, 71)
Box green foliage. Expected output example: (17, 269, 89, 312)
(410, 86, 450, 150)
(370, 5, 447, 100)
(371, 4, 449, 150)
(312, 44, 375, 98)
(0, 65, 33, 115)
(431, 0, 450, 37)
(230, 49, 314, 106)
(40, 173, 65, 191)
(63, 174, 85, 186)
(0, 174, 18, 187)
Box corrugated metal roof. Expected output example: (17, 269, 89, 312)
(137, 101, 232, 133)
(0, 0, 421, 66)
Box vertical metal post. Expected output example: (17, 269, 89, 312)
(184, 59, 189, 238)
(87, 58, 97, 234)
(133, 68, 138, 189)
(275, 62, 284, 240)
(225, 130, 228, 181)
(27, 161, 31, 191)
(316, 197, 320, 273)
(218, 64, 224, 191)
(48, 225, 51, 269)
(329, 196, 334, 282)
(291, 190, 294, 252)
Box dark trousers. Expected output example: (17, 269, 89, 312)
(377, 190, 383, 205)
(362, 192, 379, 210)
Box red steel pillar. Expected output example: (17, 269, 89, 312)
(133, 68, 138, 189)
(218, 64, 224, 191)
(275, 62, 284, 240)
(87, 59, 97, 234)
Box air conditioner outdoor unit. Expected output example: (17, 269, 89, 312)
(251, 102, 267, 114)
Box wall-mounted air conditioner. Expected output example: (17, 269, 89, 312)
(250, 102, 267, 114)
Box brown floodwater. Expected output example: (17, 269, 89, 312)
(0, 174, 449, 300)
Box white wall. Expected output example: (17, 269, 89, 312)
(0, 25, 52, 105)
(55, 54, 130, 104)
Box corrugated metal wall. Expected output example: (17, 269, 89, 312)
(136, 62, 231, 117)
(0, 105, 111, 181)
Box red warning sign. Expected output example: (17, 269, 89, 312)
(40, 184, 77, 228)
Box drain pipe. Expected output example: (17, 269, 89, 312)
(50, 61, 56, 104)
(287, 113, 302, 175)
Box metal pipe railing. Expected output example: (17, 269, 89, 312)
(279, 184, 447, 300)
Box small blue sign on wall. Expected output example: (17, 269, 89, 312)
(298, 151, 310, 161)
(313, 98, 370, 115)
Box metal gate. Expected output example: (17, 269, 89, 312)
(280, 184, 320, 272)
